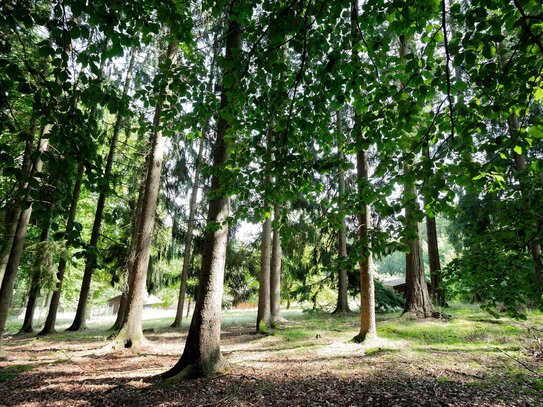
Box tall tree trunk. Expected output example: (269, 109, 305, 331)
(67, 49, 137, 332)
(403, 166, 436, 318)
(333, 110, 350, 315)
(171, 139, 204, 329)
(270, 204, 283, 323)
(110, 170, 147, 332)
(257, 129, 272, 331)
(18, 224, 51, 334)
(426, 214, 445, 306)
(0, 138, 34, 286)
(508, 111, 543, 292)
(161, 16, 241, 380)
(256, 203, 272, 332)
(39, 171, 83, 335)
(397, 34, 436, 319)
(0, 134, 49, 348)
(114, 42, 176, 348)
(351, 1, 376, 343)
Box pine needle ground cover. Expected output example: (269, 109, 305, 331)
(0, 305, 542, 406)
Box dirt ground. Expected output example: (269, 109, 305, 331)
(1, 314, 542, 406)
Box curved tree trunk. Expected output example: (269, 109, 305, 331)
(67, 49, 137, 332)
(39, 172, 83, 335)
(0, 134, 49, 348)
(270, 204, 283, 323)
(160, 17, 241, 380)
(114, 42, 176, 348)
(171, 139, 203, 329)
(19, 224, 51, 334)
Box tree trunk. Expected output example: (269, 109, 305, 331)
(67, 49, 137, 332)
(351, 1, 376, 343)
(18, 224, 51, 334)
(114, 42, 176, 348)
(0, 139, 33, 286)
(403, 167, 436, 318)
(0, 134, 49, 348)
(508, 111, 543, 293)
(109, 156, 148, 332)
(270, 204, 283, 323)
(171, 139, 204, 329)
(333, 110, 350, 315)
(426, 214, 445, 306)
(160, 17, 241, 380)
(257, 207, 272, 332)
(39, 172, 83, 335)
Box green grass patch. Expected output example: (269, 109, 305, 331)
(0, 364, 34, 382)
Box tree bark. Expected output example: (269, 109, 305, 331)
(351, 1, 376, 343)
(18, 224, 51, 334)
(256, 205, 272, 332)
(39, 172, 83, 335)
(0, 139, 33, 286)
(67, 49, 137, 332)
(171, 139, 204, 329)
(403, 166, 436, 318)
(333, 110, 350, 314)
(109, 156, 148, 332)
(0, 134, 49, 348)
(507, 111, 543, 293)
(270, 204, 283, 323)
(114, 42, 176, 348)
(160, 17, 241, 380)
(426, 214, 445, 306)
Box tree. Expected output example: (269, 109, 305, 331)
(351, 0, 376, 343)
(161, 10, 242, 379)
(113, 40, 178, 348)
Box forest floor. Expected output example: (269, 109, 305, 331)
(1, 304, 543, 406)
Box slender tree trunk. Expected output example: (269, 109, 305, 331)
(426, 214, 445, 306)
(508, 111, 543, 292)
(257, 206, 272, 332)
(0, 139, 33, 286)
(0, 134, 49, 348)
(39, 172, 83, 335)
(109, 159, 147, 332)
(114, 42, 176, 348)
(161, 17, 241, 380)
(172, 139, 204, 329)
(333, 110, 350, 315)
(270, 204, 283, 323)
(18, 224, 51, 334)
(351, 1, 376, 343)
(67, 49, 137, 332)
(257, 129, 272, 331)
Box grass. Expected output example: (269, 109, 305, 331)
(0, 364, 34, 382)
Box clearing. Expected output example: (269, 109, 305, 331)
(1, 305, 542, 406)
